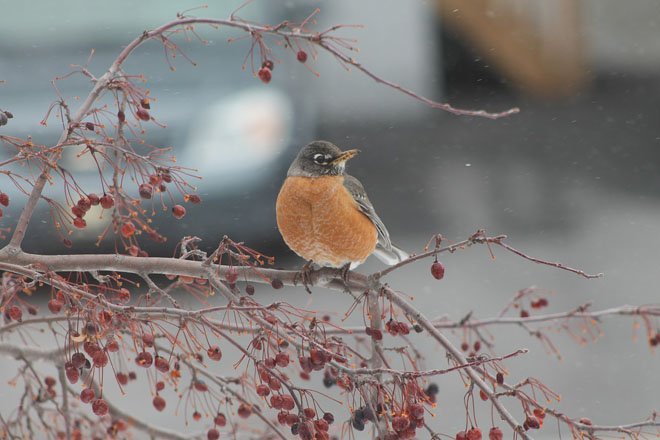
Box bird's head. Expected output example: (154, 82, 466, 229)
(287, 140, 359, 177)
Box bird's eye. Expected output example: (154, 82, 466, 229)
(313, 153, 328, 165)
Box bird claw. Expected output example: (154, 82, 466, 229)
(337, 263, 352, 294)
(294, 260, 315, 294)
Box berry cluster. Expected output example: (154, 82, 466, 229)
(70, 193, 114, 229)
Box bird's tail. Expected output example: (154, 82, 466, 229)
(373, 242, 409, 266)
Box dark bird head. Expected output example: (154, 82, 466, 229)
(287, 140, 359, 177)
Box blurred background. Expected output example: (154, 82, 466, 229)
(1, 0, 658, 438)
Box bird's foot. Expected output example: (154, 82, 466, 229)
(337, 262, 352, 294)
(294, 260, 315, 294)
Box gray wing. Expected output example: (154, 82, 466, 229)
(343, 174, 393, 250)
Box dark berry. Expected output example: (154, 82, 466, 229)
(431, 261, 445, 280)
(258, 67, 272, 84)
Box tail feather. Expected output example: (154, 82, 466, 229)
(373, 243, 409, 266)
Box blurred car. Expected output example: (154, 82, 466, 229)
(0, 1, 317, 255)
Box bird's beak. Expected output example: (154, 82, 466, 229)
(331, 149, 360, 165)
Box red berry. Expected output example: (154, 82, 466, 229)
(281, 394, 295, 411)
(207, 345, 222, 361)
(171, 204, 186, 219)
(275, 352, 289, 367)
(268, 377, 281, 391)
(44, 376, 56, 388)
(154, 356, 170, 373)
(315, 418, 329, 432)
(66, 366, 79, 384)
(48, 299, 63, 314)
(256, 384, 270, 396)
(271, 278, 283, 289)
(303, 407, 316, 419)
(93, 351, 108, 368)
(298, 420, 314, 440)
(106, 339, 119, 353)
(520, 309, 530, 318)
(496, 372, 504, 385)
(73, 217, 86, 229)
(116, 372, 128, 385)
(121, 222, 136, 238)
(286, 413, 300, 426)
(135, 351, 153, 368)
(214, 413, 227, 426)
(488, 427, 503, 440)
(237, 403, 252, 418)
(139, 183, 153, 199)
(397, 321, 410, 335)
(156, 381, 165, 391)
(258, 67, 272, 84)
(207, 429, 220, 440)
(431, 261, 445, 280)
(71, 206, 85, 218)
(152, 395, 166, 411)
(84, 341, 100, 356)
(136, 108, 150, 121)
(77, 197, 91, 211)
(392, 416, 410, 432)
(270, 394, 283, 409)
(525, 416, 540, 429)
(92, 398, 109, 416)
(100, 194, 114, 209)
(245, 284, 255, 295)
(409, 403, 424, 419)
(456, 431, 467, 440)
(142, 332, 154, 347)
(71, 353, 86, 369)
(184, 194, 201, 204)
(467, 428, 482, 440)
(80, 388, 95, 403)
(117, 110, 126, 122)
(533, 408, 546, 419)
(88, 193, 100, 206)
(192, 380, 208, 392)
(0, 192, 9, 206)
(297, 50, 308, 63)
(148, 174, 161, 186)
(323, 412, 334, 424)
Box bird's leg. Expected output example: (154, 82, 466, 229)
(294, 260, 315, 294)
(337, 262, 352, 293)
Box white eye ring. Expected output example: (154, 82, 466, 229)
(313, 153, 328, 165)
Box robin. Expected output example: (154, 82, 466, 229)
(276, 140, 408, 281)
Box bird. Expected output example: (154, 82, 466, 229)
(276, 140, 408, 279)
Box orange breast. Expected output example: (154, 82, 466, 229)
(276, 175, 378, 267)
